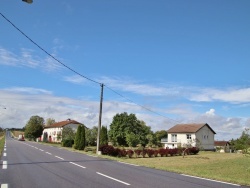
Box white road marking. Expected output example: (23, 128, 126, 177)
(1, 184, 8, 188)
(2, 161, 7, 169)
(39, 149, 44, 151)
(34, 147, 38, 149)
(181, 174, 240, 186)
(55, 156, 64, 160)
(46, 152, 52, 155)
(3, 153, 6, 157)
(4, 148, 6, 151)
(96, 172, 130, 186)
(69, 162, 86, 169)
(118, 161, 139, 166)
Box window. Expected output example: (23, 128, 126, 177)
(186, 134, 191, 140)
(171, 134, 177, 142)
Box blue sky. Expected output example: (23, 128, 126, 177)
(0, 0, 250, 141)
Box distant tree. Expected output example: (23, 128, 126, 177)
(45, 118, 56, 127)
(155, 130, 168, 147)
(79, 126, 86, 150)
(74, 125, 85, 150)
(231, 128, 250, 155)
(61, 127, 75, 147)
(86, 126, 98, 146)
(100, 126, 108, 146)
(109, 112, 152, 147)
(24, 115, 44, 140)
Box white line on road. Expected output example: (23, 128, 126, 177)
(1, 184, 8, 188)
(118, 161, 139, 166)
(55, 156, 64, 160)
(2, 161, 7, 169)
(3, 153, 6, 157)
(34, 147, 38, 149)
(46, 152, 52, 155)
(39, 149, 44, 151)
(69, 162, 86, 169)
(4, 148, 6, 151)
(181, 174, 240, 187)
(96, 172, 130, 186)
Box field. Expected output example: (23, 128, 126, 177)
(12, 131, 25, 138)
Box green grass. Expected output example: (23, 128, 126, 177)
(0, 134, 5, 156)
(97, 151, 250, 186)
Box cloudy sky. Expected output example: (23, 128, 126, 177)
(0, 1, 250, 141)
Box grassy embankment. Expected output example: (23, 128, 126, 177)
(0, 132, 5, 156)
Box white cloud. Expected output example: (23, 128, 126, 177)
(205, 109, 215, 116)
(64, 75, 87, 84)
(3, 87, 52, 95)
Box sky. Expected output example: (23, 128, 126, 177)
(0, 0, 250, 141)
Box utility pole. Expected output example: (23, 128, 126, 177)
(96, 83, 104, 154)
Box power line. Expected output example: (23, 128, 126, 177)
(0, 12, 178, 123)
(0, 12, 101, 86)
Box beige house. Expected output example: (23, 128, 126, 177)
(41, 119, 82, 142)
(161, 123, 216, 151)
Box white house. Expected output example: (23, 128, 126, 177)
(41, 119, 82, 142)
(161, 123, 216, 151)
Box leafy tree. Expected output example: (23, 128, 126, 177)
(61, 127, 75, 147)
(231, 128, 250, 154)
(24, 115, 44, 140)
(45, 118, 56, 127)
(86, 126, 98, 146)
(155, 130, 168, 147)
(109, 112, 152, 147)
(126, 132, 139, 147)
(100, 126, 108, 146)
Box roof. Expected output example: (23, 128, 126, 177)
(45, 119, 82, 128)
(167, 123, 216, 134)
(214, 141, 230, 146)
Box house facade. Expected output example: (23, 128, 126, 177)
(161, 123, 216, 151)
(41, 119, 82, 142)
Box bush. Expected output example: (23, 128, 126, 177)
(158, 148, 167, 157)
(100, 145, 116, 156)
(62, 139, 74, 147)
(188, 147, 199, 155)
(127, 150, 134, 158)
(147, 149, 155, 157)
(134, 149, 142, 157)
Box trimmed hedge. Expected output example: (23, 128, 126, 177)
(99, 145, 199, 158)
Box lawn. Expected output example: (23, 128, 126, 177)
(96, 151, 250, 186)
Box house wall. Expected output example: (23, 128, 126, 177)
(41, 123, 80, 143)
(42, 127, 62, 142)
(196, 126, 215, 150)
(163, 133, 196, 149)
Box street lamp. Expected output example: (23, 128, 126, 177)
(22, 0, 33, 4)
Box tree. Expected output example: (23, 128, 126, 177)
(24, 115, 44, 140)
(86, 126, 98, 146)
(74, 125, 85, 150)
(61, 127, 75, 147)
(109, 112, 152, 147)
(231, 128, 250, 154)
(100, 126, 108, 146)
(155, 130, 168, 147)
(45, 118, 56, 127)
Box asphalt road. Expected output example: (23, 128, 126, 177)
(0, 131, 248, 188)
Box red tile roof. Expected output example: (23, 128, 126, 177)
(167, 123, 216, 134)
(45, 119, 82, 128)
(214, 141, 230, 146)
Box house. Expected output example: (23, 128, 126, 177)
(161, 123, 216, 151)
(214, 141, 231, 153)
(41, 119, 82, 142)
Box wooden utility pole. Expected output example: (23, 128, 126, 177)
(96, 83, 104, 154)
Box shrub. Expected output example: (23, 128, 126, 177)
(118, 149, 127, 157)
(134, 149, 142, 157)
(153, 150, 159, 157)
(158, 148, 167, 157)
(142, 149, 147, 158)
(189, 147, 199, 155)
(62, 139, 74, 147)
(147, 149, 155, 157)
(126, 150, 134, 158)
(100, 145, 115, 155)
